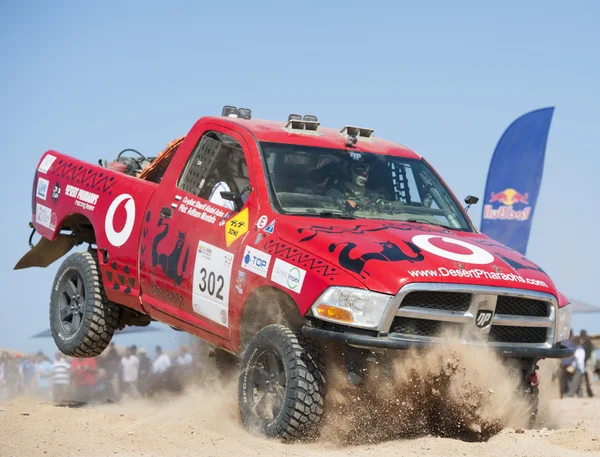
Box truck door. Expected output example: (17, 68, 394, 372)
(139, 126, 258, 343)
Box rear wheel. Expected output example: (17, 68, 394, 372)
(50, 251, 120, 357)
(239, 324, 325, 441)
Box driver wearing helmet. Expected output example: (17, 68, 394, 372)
(326, 161, 372, 199)
(208, 147, 250, 210)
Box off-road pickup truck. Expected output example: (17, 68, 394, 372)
(16, 106, 573, 439)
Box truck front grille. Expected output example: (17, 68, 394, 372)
(400, 291, 471, 312)
(489, 326, 548, 344)
(391, 317, 462, 337)
(495, 296, 549, 317)
(386, 286, 555, 347)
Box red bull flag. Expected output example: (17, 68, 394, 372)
(480, 107, 554, 255)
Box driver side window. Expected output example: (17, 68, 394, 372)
(177, 132, 249, 209)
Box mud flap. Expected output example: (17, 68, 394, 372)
(14, 234, 78, 270)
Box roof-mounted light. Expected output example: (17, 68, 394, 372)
(288, 114, 302, 121)
(340, 125, 374, 139)
(285, 119, 320, 132)
(238, 108, 252, 120)
(303, 114, 318, 122)
(222, 105, 238, 117)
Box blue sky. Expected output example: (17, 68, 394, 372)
(0, 1, 598, 355)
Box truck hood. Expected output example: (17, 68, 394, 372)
(280, 219, 557, 297)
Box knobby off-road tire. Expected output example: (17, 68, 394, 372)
(50, 251, 120, 357)
(239, 324, 325, 441)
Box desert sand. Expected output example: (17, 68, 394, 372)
(1, 349, 599, 457)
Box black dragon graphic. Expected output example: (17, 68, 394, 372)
(151, 217, 190, 286)
(329, 240, 424, 278)
(298, 223, 451, 243)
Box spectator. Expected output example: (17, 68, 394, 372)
(34, 351, 53, 400)
(176, 346, 193, 366)
(104, 343, 122, 401)
(174, 345, 195, 387)
(121, 345, 140, 397)
(137, 347, 151, 395)
(51, 352, 70, 403)
(18, 355, 36, 396)
(580, 330, 596, 397)
(566, 336, 586, 397)
(152, 346, 171, 374)
(558, 331, 575, 398)
(70, 357, 98, 403)
(1, 353, 20, 400)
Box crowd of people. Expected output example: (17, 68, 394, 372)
(0, 343, 201, 403)
(2, 332, 599, 404)
(557, 329, 598, 398)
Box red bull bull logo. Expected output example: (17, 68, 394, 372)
(483, 188, 532, 221)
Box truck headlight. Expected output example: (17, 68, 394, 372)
(556, 303, 572, 343)
(311, 287, 392, 330)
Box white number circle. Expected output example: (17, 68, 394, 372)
(257, 215, 268, 229)
(105, 194, 136, 247)
(412, 234, 494, 265)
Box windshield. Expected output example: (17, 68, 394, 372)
(260, 142, 474, 231)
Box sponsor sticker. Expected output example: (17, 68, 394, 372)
(412, 235, 494, 265)
(225, 207, 249, 247)
(241, 246, 271, 278)
(176, 195, 228, 224)
(271, 258, 306, 293)
(105, 194, 136, 247)
(235, 270, 246, 294)
(257, 215, 268, 229)
(38, 154, 57, 174)
(65, 184, 99, 211)
(51, 183, 61, 202)
(264, 220, 275, 234)
(192, 241, 234, 327)
(406, 266, 549, 288)
(36, 178, 49, 200)
(35, 203, 52, 229)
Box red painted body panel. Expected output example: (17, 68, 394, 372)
(29, 114, 564, 356)
(33, 151, 157, 312)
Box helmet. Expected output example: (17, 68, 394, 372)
(349, 162, 369, 187)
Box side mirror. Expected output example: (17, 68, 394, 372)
(220, 191, 244, 212)
(220, 186, 252, 212)
(464, 195, 479, 213)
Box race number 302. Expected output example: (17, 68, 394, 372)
(197, 268, 224, 300)
(192, 241, 233, 327)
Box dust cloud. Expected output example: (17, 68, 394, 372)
(93, 335, 534, 446)
(320, 337, 532, 445)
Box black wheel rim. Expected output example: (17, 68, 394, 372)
(248, 350, 287, 422)
(58, 271, 86, 336)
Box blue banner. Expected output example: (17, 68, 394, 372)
(480, 107, 554, 255)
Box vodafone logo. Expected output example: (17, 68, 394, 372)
(412, 235, 494, 265)
(105, 194, 136, 247)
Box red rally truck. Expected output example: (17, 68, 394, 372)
(16, 106, 573, 439)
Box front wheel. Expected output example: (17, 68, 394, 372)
(239, 324, 325, 441)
